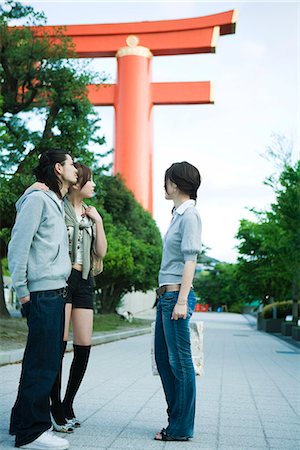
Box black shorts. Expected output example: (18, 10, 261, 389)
(65, 268, 94, 309)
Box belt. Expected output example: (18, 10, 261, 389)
(55, 287, 68, 298)
(156, 284, 181, 297)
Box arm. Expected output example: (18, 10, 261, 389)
(178, 260, 197, 303)
(172, 210, 202, 320)
(85, 206, 107, 258)
(171, 261, 196, 320)
(24, 182, 48, 195)
(8, 194, 44, 300)
(93, 218, 107, 258)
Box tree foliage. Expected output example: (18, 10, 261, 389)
(0, 1, 162, 316)
(0, 1, 106, 234)
(236, 160, 300, 319)
(89, 174, 162, 313)
(194, 263, 247, 312)
(194, 136, 299, 317)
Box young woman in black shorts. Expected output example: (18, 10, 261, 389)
(43, 163, 107, 431)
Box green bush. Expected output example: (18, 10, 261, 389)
(228, 301, 245, 314)
(259, 301, 300, 319)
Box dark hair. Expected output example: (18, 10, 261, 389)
(33, 149, 70, 198)
(164, 161, 201, 200)
(75, 163, 92, 189)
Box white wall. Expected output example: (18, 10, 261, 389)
(118, 290, 156, 315)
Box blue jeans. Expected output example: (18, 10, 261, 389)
(10, 289, 66, 447)
(154, 290, 196, 439)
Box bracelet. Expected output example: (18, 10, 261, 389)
(177, 299, 187, 305)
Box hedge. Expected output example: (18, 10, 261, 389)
(259, 301, 300, 319)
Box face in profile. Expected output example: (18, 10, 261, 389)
(59, 155, 78, 185)
(164, 178, 177, 200)
(78, 179, 96, 199)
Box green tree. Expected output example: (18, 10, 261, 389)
(194, 262, 246, 312)
(0, 1, 106, 316)
(236, 161, 300, 319)
(272, 162, 300, 319)
(236, 216, 289, 303)
(91, 175, 162, 313)
(0, 0, 106, 185)
(194, 136, 300, 318)
(0, 94, 10, 316)
(0, 1, 163, 318)
(0, 0, 106, 232)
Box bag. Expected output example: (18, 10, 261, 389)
(91, 251, 103, 277)
(151, 320, 204, 376)
(90, 222, 103, 277)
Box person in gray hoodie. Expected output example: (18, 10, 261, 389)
(8, 149, 78, 450)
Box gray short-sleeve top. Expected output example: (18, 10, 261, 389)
(158, 200, 202, 286)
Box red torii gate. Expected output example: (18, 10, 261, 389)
(32, 10, 237, 212)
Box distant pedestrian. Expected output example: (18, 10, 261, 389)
(8, 149, 78, 449)
(154, 161, 202, 442)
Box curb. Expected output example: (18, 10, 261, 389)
(0, 327, 151, 366)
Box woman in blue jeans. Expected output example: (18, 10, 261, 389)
(154, 161, 202, 442)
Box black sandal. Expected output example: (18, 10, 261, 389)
(154, 428, 189, 441)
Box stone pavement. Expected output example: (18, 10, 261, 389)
(0, 312, 300, 449)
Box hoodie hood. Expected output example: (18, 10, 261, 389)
(16, 188, 63, 213)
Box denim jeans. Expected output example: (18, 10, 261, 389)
(154, 290, 196, 439)
(10, 289, 65, 447)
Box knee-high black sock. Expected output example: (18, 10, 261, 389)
(63, 344, 91, 419)
(50, 340, 67, 425)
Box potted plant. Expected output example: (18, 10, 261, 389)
(292, 321, 300, 341)
(257, 301, 297, 333)
(281, 315, 297, 336)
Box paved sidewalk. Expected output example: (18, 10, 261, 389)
(0, 327, 151, 366)
(0, 312, 300, 449)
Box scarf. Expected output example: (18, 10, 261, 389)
(64, 197, 93, 280)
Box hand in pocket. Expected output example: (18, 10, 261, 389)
(20, 296, 30, 305)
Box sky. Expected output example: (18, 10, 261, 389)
(5, 1, 300, 263)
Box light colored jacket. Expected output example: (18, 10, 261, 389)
(8, 189, 71, 298)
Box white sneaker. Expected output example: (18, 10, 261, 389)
(51, 413, 74, 433)
(19, 429, 69, 449)
(66, 417, 81, 428)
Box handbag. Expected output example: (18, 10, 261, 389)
(91, 250, 103, 277)
(151, 320, 204, 376)
(90, 221, 104, 277)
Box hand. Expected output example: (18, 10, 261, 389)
(31, 182, 49, 191)
(171, 302, 187, 320)
(19, 296, 30, 305)
(84, 206, 102, 223)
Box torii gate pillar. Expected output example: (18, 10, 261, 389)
(115, 40, 153, 212)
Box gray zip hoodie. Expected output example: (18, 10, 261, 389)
(8, 189, 71, 298)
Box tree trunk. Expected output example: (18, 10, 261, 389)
(100, 285, 124, 314)
(0, 261, 10, 318)
(292, 277, 299, 322)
